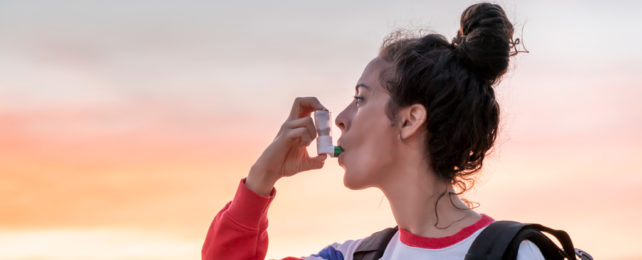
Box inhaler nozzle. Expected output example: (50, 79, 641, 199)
(314, 110, 343, 157)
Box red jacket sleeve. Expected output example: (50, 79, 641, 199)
(202, 178, 302, 260)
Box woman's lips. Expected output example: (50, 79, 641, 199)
(337, 138, 345, 165)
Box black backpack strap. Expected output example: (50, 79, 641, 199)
(465, 221, 526, 260)
(353, 226, 398, 260)
(466, 221, 581, 260)
(505, 224, 576, 260)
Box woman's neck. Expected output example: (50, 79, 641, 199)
(378, 156, 480, 238)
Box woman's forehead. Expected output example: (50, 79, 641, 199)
(357, 57, 392, 91)
(365, 56, 391, 74)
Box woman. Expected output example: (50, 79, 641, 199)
(202, 3, 543, 259)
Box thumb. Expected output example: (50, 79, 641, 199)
(302, 154, 328, 171)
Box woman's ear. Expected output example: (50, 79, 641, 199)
(398, 104, 427, 140)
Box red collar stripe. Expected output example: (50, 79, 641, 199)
(399, 214, 494, 249)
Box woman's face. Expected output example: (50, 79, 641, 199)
(335, 57, 400, 190)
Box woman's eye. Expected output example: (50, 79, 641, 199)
(353, 95, 365, 105)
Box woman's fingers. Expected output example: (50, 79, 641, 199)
(288, 97, 326, 120)
(285, 127, 314, 147)
(280, 97, 325, 147)
(248, 97, 328, 188)
(283, 117, 317, 140)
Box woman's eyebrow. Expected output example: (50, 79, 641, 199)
(355, 83, 371, 91)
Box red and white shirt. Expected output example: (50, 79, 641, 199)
(202, 178, 544, 260)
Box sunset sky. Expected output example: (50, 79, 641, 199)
(1, 1, 641, 259)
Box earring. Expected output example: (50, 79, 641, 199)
(398, 133, 402, 141)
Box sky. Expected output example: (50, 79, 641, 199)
(1, 0, 641, 259)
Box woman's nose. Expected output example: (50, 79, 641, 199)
(335, 108, 349, 131)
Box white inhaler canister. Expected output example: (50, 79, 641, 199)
(314, 110, 335, 156)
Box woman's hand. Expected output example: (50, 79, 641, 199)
(246, 97, 329, 196)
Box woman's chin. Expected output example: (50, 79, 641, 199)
(343, 171, 369, 190)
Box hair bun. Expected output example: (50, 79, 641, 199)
(452, 3, 514, 84)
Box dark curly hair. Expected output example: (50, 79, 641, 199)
(379, 3, 517, 194)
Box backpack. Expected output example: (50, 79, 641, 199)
(352, 221, 592, 260)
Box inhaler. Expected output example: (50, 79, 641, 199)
(314, 110, 343, 157)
